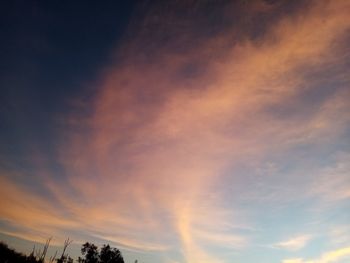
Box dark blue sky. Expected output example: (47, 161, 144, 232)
(0, 0, 138, 170)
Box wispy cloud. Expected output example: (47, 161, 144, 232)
(274, 235, 312, 251)
(58, 0, 350, 257)
(282, 259, 305, 263)
(282, 246, 350, 263)
(0, 0, 349, 262)
(310, 153, 350, 202)
(328, 225, 350, 246)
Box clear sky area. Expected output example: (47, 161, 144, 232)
(0, 1, 350, 263)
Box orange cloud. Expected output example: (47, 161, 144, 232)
(0, 176, 78, 245)
(47, 1, 349, 262)
(62, 1, 349, 259)
(1, 0, 349, 262)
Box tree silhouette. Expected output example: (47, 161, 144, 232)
(78, 242, 124, 263)
(100, 244, 124, 263)
(80, 242, 99, 263)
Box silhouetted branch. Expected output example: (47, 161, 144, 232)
(49, 250, 58, 263)
(39, 237, 52, 262)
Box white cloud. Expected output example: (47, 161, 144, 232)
(282, 246, 350, 263)
(282, 259, 305, 263)
(329, 225, 350, 245)
(275, 235, 312, 251)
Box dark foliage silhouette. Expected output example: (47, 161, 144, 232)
(0, 240, 125, 263)
(79, 242, 99, 263)
(79, 242, 124, 263)
(100, 245, 124, 263)
(0, 242, 40, 263)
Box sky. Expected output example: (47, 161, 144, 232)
(0, 0, 350, 263)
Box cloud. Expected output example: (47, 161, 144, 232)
(283, 259, 305, 263)
(60, 0, 349, 259)
(1, 0, 350, 262)
(282, 246, 350, 263)
(320, 247, 350, 263)
(274, 235, 312, 251)
(0, 176, 78, 245)
(310, 153, 350, 202)
(328, 225, 350, 246)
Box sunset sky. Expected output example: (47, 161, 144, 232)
(1, 1, 350, 263)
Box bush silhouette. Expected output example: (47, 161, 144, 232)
(0, 240, 125, 263)
(0, 242, 40, 263)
